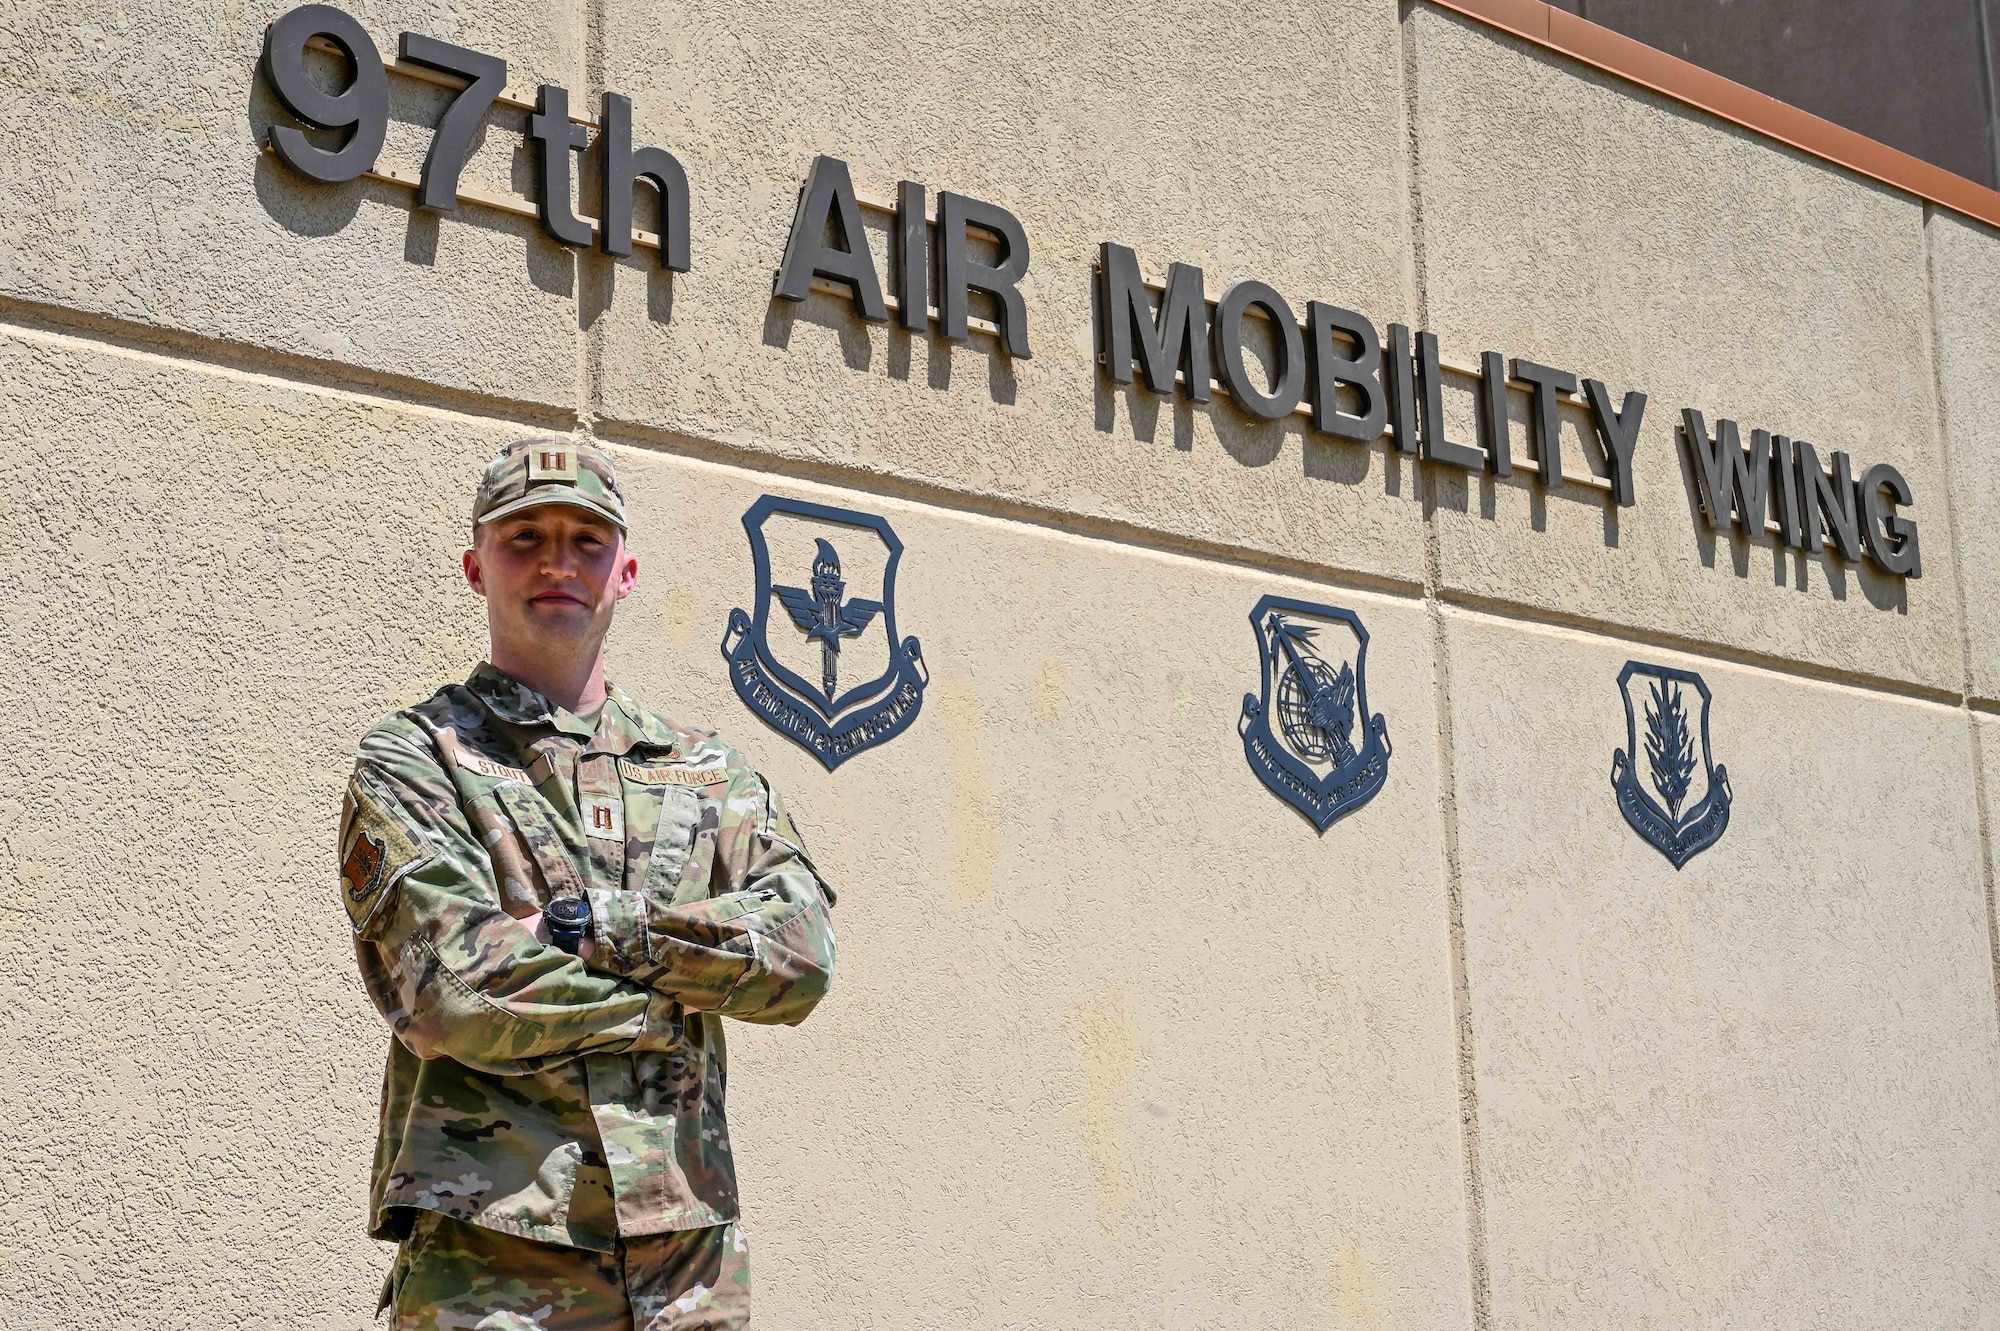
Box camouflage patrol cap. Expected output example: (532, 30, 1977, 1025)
(473, 438, 627, 533)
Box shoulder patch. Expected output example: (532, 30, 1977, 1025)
(622, 759, 732, 787)
(339, 772, 436, 936)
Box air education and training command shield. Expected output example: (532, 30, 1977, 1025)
(722, 494, 928, 771)
(1610, 660, 1732, 868)
(1239, 594, 1392, 831)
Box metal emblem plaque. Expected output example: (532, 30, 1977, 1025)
(1610, 660, 1732, 868)
(722, 495, 929, 770)
(1239, 595, 1392, 831)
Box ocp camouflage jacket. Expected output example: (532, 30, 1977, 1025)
(337, 663, 836, 1250)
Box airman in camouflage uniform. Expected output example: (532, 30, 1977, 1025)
(338, 439, 835, 1329)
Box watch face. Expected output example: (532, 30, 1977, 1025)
(547, 897, 590, 926)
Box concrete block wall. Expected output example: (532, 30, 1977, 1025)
(2, 2, 1997, 1327)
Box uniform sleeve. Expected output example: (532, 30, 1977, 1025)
(585, 763, 836, 1027)
(339, 721, 682, 1076)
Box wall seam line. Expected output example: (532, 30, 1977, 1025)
(1402, 4, 1495, 1326)
(578, 0, 608, 442)
(1, 300, 1962, 713)
(1433, 588, 1964, 707)
(0, 294, 578, 431)
(604, 414, 1976, 713)
(1972, 722, 2000, 1048)
(594, 415, 1429, 597)
(1917, 202, 2000, 1042)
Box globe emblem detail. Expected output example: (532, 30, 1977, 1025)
(1239, 594, 1392, 833)
(1275, 652, 1356, 766)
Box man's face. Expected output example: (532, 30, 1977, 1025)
(463, 505, 637, 664)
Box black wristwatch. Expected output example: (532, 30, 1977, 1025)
(546, 895, 593, 955)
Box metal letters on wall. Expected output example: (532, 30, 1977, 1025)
(1094, 241, 1925, 580)
(260, 4, 690, 267)
(1239, 595, 1392, 831)
(254, 7, 1929, 588)
(1610, 661, 1732, 868)
(722, 495, 928, 770)
(773, 157, 1034, 358)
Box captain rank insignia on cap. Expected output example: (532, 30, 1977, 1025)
(528, 446, 579, 483)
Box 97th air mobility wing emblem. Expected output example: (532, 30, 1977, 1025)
(1610, 660, 1732, 868)
(1239, 594, 1392, 831)
(722, 494, 928, 770)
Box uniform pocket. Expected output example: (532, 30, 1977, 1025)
(493, 783, 588, 899)
(670, 788, 728, 905)
(632, 785, 701, 897)
(384, 1210, 444, 1319)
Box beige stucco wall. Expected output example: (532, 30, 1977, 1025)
(3, 1, 1998, 1328)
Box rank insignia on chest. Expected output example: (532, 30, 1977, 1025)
(583, 795, 625, 841)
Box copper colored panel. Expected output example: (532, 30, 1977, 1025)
(1423, 0, 2000, 231)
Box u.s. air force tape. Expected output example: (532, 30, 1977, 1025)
(622, 761, 730, 786)
(338, 772, 435, 936)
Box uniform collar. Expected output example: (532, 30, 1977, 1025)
(591, 684, 679, 757)
(606, 681, 684, 752)
(465, 663, 678, 756)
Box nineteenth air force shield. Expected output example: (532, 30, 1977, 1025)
(1238, 594, 1392, 832)
(1610, 660, 1732, 868)
(722, 494, 929, 771)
